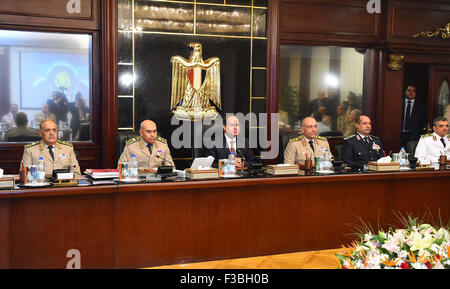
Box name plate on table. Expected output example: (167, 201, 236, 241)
(57, 172, 74, 180)
(0, 177, 15, 189)
(185, 168, 219, 180)
(368, 162, 400, 172)
(266, 165, 299, 176)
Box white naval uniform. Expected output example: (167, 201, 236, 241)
(414, 132, 450, 166)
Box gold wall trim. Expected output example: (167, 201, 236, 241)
(251, 97, 266, 100)
(146, 0, 267, 10)
(413, 23, 450, 39)
(118, 30, 267, 40)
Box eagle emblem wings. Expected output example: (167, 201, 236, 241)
(170, 43, 221, 121)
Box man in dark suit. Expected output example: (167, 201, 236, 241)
(206, 114, 254, 168)
(342, 115, 384, 171)
(309, 90, 331, 116)
(401, 85, 426, 152)
(47, 90, 69, 125)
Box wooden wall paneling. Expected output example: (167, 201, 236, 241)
(0, 0, 100, 30)
(377, 50, 404, 153)
(387, 0, 450, 47)
(279, 0, 381, 46)
(101, 0, 118, 169)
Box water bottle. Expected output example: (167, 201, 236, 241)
(226, 152, 236, 176)
(37, 157, 46, 184)
(128, 154, 139, 179)
(399, 147, 409, 168)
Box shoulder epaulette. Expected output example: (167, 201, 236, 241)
(316, 136, 327, 141)
(156, 135, 167, 144)
(370, 135, 380, 139)
(420, 133, 433, 138)
(125, 136, 142, 145)
(344, 134, 355, 141)
(289, 135, 304, 143)
(57, 140, 73, 147)
(24, 141, 40, 148)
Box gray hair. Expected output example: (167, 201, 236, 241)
(432, 116, 448, 127)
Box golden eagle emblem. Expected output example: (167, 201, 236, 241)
(170, 43, 221, 121)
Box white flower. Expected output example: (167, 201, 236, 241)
(397, 250, 408, 259)
(409, 232, 433, 251)
(433, 262, 445, 269)
(430, 244, 441, 254)
(444, 260, 450, 266)
(382, 239, 400, 254)
(411, 262, 427, 269)
(364, 233, 373, 242)
(392, 230, 405, 245)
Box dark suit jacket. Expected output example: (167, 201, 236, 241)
(401, 97, 426, 142)
(309, 97, 331, 115)
(205, 135, 255, 168)
(342, 134, 384, 171)
(47, 96, 69, 123)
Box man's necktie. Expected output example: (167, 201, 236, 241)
(308, 140, 315, 152)
(147, 143, 153, 154)
(441, 138, 446, 148)
(48, 146, 54, 161)
(230, 140, 236, 154)
(404, 100, 411, 131)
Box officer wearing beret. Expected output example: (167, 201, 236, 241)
(341, 115, 384, 171)
(283, 116, 332, 165)
(20, 119, 81, 177)
(118, 120, 175, 170)
(414, 116, 449, 166)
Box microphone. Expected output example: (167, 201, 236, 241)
(237, 149, 262, 175)
(155, 153, 176, 177)
(155, 152, 175, 167)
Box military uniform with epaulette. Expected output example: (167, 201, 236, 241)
(118, 135, 175, 170)
(21, 140, 81, 177)
(414, 132, 449, 165)
(341, 133, 384, 171)
(283, 135, 332, 165)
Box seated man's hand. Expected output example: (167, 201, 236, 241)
(235, 157, 243, 168)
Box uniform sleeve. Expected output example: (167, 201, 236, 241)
(341, 140, 354, 166)
(414, 138, 429, 164)
(20, 147, 32, 171)
(70, 147, 81, 175)
(164, 144, 176, 170)
(325, 141, 333, 159)
(118, 145, 131, 168)
(283, 142, 296, 164)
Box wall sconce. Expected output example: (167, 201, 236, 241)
(388, 54, 404, 71)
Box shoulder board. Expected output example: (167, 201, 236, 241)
(156, 136, 167, 144)
(315, 136, 327, 141)
(420, 133, 433, 138)
(370, 135, 380, 140)
(24, 141, 40, 149)
(344, 134, 355, 141)
(125, 136, 142, 145)
(289, 135, 304, 143)
(57, 140, 73, 147)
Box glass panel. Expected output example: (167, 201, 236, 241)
(134, 1, 194, 33)
(0, 30, 92, 142)
(118, 97, 133, 128)
(438, 80, 449, 117)
(253, 8, 267, 37)
(279, 45, 365, 137)
(196, 5, 251, 36)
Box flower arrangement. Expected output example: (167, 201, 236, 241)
(335, 214, 449, 269)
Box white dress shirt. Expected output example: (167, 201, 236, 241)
(414, 132, 450, 166)
(224, 134, 237, 153)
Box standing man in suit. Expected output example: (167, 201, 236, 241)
(401, 85, 426, 152)
(342, 115, 384, 171)
(20, 119, 81, 178)
(206, 115, 254, 168)
(283, 116, 331, 165)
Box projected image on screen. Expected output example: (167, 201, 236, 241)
(20, 50, 90, 109)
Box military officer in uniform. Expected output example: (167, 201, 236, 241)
(283, 116, 332, 165)
(118, 120, 175, 170)
(20, 119, 81, 177)
(341, 115, 384, 171)
(414, 116, 449, 166)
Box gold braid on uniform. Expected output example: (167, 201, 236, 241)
(344, 134, 355, 141)
(156, 136, 167, 144)
(420, 133, 433, 138)
(57, 140, 73, 147)
(289, 135, 304, 143)
(24, 141, 40, 148)
(315, 136, 327, 141)
(125, 136, 142, 145)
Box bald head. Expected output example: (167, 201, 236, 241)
(301, 117, 318, 139)
(140, 120, 157, 144)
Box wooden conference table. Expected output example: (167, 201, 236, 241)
(0, 170, 449, 269)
